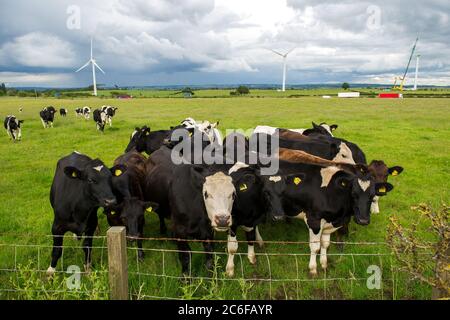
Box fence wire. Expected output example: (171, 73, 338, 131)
(0, 232, 435, 300)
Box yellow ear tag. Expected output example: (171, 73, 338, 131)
(72, 172, 77, 178)
(145, 131, 150, 135)
(293, 177, 301, 185)
(239, 183, 247, 191)
(379, 186, 386, 193)
(392, 170, 398, 176)
(111, 211, 116, 215)
(115, 169, 122, 176)
(146, 207, 152, 212)
(189, 132, 193, 137)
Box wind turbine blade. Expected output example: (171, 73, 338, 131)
(93, 61, 105, 74)
(90, 38, 93, 59)
(269, 49, 284, 57)
(286, 47, 296, 56)
(75, 60, 91, 72)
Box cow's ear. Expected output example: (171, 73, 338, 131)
(312, 121, 319, 128)
(141, 201, 159, 213)
(19, 120, 24, 124)
(111, 164, 127, 177)
(286, 173, 306, 186)
(211, 121, 219, 128)
(64, 166, 85, 180)
(375, 182, 394, 196)
(388, 166, 403, 176)
(330, 124, 338, 131)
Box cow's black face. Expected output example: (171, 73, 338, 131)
(260, 174, 292, 221)
(350, 177, 376, 225)
(64, 162, 126, 207)
(125, 127, 149, 152)
(105, 198, 157, 239)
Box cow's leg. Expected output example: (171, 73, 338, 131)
(335, 221, 349, 252)
(203, 240, 214, 273)
(50, 121, 53, 128)
(255, 226, 264, 248)
(47, 222, 66, 276)
(41, 118, 46, 128)
(6, 129, 12, 139)
(371, 196, 380, 214)
(226, 228, 238, 277)
(17, 128, 21, 140)
(308, 225, 323, 276)
(320, 231, 332, 270)
(137, 225, 145, 261)
(177, 240, 192, 277)
(245, 227, 257, 265)
(82, 212, 98, 273)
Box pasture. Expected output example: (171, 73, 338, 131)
(0, 95, 449, 299)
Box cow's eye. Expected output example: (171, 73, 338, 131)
(204, 191, 209, 199)
(232, 193, 236, 200)
(342, 154, 347, 158)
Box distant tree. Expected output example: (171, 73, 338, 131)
(0, 83, 6, 95)
(236, 85, 250, 95)
(342, 82, 350, 90)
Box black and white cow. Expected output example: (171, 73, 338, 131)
(75, 108, 83, 117)
(101, 105, 118, 127)
(254, 122, 338, 137)
(93, 109, 107, 132)
(83, 106, 91, 120)
(39, 106, 56, 128)
(47, 151, 126, 276)
(169, 163, 236, 275)
(4, 115, 23, 141)
(276, 160, 393, 275)
(59, 108, 67, 117)
(125, 126, 172, 154)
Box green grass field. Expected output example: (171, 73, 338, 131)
(0, 95, 449, 299)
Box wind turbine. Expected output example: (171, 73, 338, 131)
(270, 48, 295, 92)
(76, 38, 105, 96)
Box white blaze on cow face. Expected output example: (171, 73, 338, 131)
(93, 165, 104, 172)
(269, 176, 281, 183)
(202, 172, 235, 232)
(228, 162, 249, 174)
(320, 124, 332, 135)
(332, 142, 355, 164)
(358, 179, 371, 191)
(320, 166, 342, 187)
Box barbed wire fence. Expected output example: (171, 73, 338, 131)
(0, 228, 437, 300)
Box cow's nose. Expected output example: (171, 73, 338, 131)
(272, 215, 285, 222)
(104, 198, 117, 207)
(355, 217, 369, 225)
(215, 215, 231, 227)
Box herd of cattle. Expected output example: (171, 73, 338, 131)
(41, 116, 403, 278)
(3, 105, 118, 140)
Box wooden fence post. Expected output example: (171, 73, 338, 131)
(107, 226, 129, 300)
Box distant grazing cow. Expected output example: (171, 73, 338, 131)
(47, 151, 126, 276)
(75, 108, 83, 117)
(39, 106, 56, 128)
(83, 106, 90, 120)
(101, 106, 118, 127)
(4, 115, 23, 141)
(93, 109, 107, 132)
(254, 122, 338, 137)
(59, 108, 67, 117)
(105, 150, 158, 260)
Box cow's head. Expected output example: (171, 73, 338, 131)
(104, 197, 158, 240)
(193, 167, 235, 232)
(64, 161, 126, 207)
(125, 126, 150, 152)
(368, 160, 403, 192)
(333, 171, 393, 225)
(331, 142, 355, 164)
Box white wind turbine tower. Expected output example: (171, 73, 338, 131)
(76, 38, 105, 96)
(270, 48, 296, 92)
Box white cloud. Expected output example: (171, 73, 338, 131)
(0, 32, 76, 68)
(0, 72, 74, 85)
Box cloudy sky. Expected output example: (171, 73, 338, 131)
(0, 0, 449, 87)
